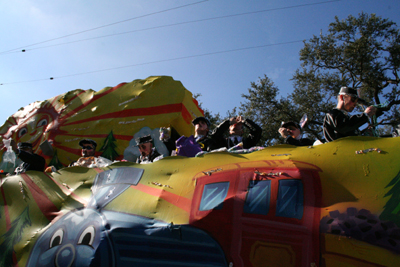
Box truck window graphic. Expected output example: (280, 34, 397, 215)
(276, 179, 304, 219)
(199, 182, 230, 211)
(199, 178, 304, 219)
(87, 167, 144, 209)
(244, 180, 271, 215)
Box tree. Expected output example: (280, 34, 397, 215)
(239, 75, 297, 146)
(0, 207, 31, 267)
(193, 93, 222, 130)
(100, 130, 119, 161)
(292, 12, 400, 134)
(380, 170, 400, 227)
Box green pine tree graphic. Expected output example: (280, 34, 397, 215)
(100, 130, 119, 161)
(380, 170, 400, 227)
(0, 206, 31, 267)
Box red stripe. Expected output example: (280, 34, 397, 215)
(113, 134, 136, 141)
(134, 183, 191, 214)
(54, 145, 106, 158)
(56, 133, 134, 141)
(181, 104, 192, 125)
(50, 95, 63, 107)
(55, 145, 82, 156)
(64, 90, 86, 105)
(21, 174, 60, 222)
(62, 103, 184, 126)
(43, 173, 88, 205)
(61, 83, 126, 119)
(192, 98, 204, 116)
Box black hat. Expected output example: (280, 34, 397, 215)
(79, 139, 97, 148)
(18, 142, 33, 149)
(339, 86, 367, 104)
(281, 121, 301, 129)
(192, 116, 210, 127)
(136, 135, 153, 145)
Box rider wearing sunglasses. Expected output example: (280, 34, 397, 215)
(78, 139, 97, 157)
(69, 139, 100, 167)
(323, 86, 377, 142)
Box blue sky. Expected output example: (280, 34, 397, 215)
(1, 0, 399, 125)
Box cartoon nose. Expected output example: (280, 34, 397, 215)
(55, 243, 75, 267)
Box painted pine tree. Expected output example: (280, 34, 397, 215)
(48, 150, 64, 170)
(380, 170, 400, 227)
(100, 130, 119, 161)
(0, 206, 31, 267)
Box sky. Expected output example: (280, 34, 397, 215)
(1, 0, 399, 125)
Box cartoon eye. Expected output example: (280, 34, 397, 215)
(50, 228, 64, 248)
(18, 127, 28, 138)
(78, 226, 95, 247)
(36, 118, 48, 128)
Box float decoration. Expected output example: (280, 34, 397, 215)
(0, 76, 204, 169)
(1, 76, 400, 266)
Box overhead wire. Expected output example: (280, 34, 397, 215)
(0, 0, 209, 55)
(1, 0, 340, 54)
(0, 40, 304, 85)
(0, 0, 343, 85)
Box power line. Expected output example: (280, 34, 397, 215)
(0, 0, 344, 85)
(1, 0, 341, 55)
(0, 0, 209, 55)
(0, 40, 304, 85)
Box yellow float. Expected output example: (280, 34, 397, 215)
(0, 76, 399, 267)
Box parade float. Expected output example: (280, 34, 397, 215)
(1, 76, 400, 267)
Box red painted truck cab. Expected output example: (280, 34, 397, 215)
(190, 160, 322, 267)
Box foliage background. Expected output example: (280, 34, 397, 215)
(202, 13, 400, 146)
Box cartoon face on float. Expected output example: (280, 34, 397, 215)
(26, 209, 112, 267)
(1, 102, 59, 153)
(14, 113, 50, 148)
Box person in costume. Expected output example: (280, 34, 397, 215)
(212, 116, 262, 149)
(10, 141, 45, 174)
(323, 86, 376, 142)
(136, 135, 162, 164)
(69, 139, 111, 167)
(278, 121, 314, 146)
